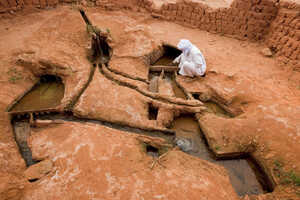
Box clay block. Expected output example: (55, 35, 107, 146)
(0, 0, 10, 8)
(39, 0, 46, 8)
(177, 10, 182, 17)
(32, 0, 39, 5)
(177, 4, 183, 11)
(23, 0, 33, 5)
(7, 0, 17, 7)
(17, 0, 24, 7)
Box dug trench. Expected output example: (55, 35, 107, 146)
(148, 46, 274, 196)
(7, 26, 274, 198)
(170, 114, 274, 196)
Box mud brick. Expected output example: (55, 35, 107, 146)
(17, 0, 24, 7)
(260, 0, 274, 6)
(40, 0, 46, 7)
(177, 9, 182, 16)
(193, 7, 199, 13)
(191, 19, 198, 27)
(7, 0, 17, 6)
(171, 10, 176, 17)
(190, 12, 196, 20)
(182, 5, 188, 12)
(262, 5, 275, 13)
(240, 1, 251, 10)
(263, 13, 274, 21)
(210, 12, 216, 21)
(187, 6, 194, 12)
(23, 0, 33, 5)
(146, 0, 152, 6)
(171, 3, 177, 10)
(177, 4, 183, 11)
(0, 0, 10, 7)
(32, 0, 39, 5)
(258, 20, 269, 27)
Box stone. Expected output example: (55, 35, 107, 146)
(260, 47, 273, 57)
(24, 159, 53, 181)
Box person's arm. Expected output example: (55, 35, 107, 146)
(173, 53, 183, 66)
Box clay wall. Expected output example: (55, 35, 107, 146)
(138, 0, 278, 41)
(1, 0, 299, 64)
(0, 0, 59, 12)
(266, 0, 300, 66)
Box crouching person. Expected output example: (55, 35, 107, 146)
(173, 39, 206, 77)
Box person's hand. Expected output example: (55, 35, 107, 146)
(173, 55, 181, 63)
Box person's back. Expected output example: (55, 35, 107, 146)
(173, 39, 206, 77)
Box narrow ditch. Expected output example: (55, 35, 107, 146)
(65, 65, 96, 111)
(10, 111, 175, 168)
(170, 114, 274, 196)
(11, 119, 40, 167)
(149, 44, 191, 100)
(193, 92, 232, 118)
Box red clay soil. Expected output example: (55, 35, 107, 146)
(0, 1, 300, 200)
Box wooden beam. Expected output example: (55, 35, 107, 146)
(149, 65, 178, 72)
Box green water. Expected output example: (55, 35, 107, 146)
(10, 79, 64, 112)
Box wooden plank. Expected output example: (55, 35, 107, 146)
(150, 65, 178, 72)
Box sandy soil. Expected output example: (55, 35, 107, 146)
(0, 5, 299, 200)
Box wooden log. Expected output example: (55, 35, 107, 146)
(150, 65, 178, 72)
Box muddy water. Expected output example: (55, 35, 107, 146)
(12, 120, 37, 166)
(148, 71, 187, 99)
(153, 55, 176, 66)
(10, 76, 64, 112)
(171, 115, 267, 196)
(204, 101, 231, 118)
(170, 79, 187, 99)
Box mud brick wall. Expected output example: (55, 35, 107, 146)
(266, 0, 300, 66)
(0, 0, 59, 12)
(138, 0, 278, 41)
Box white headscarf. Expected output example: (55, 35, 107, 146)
(177, 39, 193, 56)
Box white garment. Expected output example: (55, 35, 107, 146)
(173, 39, 206, 77)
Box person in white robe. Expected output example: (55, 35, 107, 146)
(173, 39, 206, 77)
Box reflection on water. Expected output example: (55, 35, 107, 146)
(171, 115, 267, 196)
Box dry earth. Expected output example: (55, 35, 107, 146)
(0, 1, 300, 200)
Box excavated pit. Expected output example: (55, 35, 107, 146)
(149, 44, 189, 99)
(11, 118, 39, 167)
(148, 103, 159, 120)
(2, 2, 300, 199)
(8, 75, 65, 113)
(148, 71, 188, 99)
(192, 93, 232, 118)
(146, 144, 159, 157)
(170, 114, 273, 196)
(153, 45, 182, 66)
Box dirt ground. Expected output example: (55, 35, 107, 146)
(0, 4, 300, 200)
